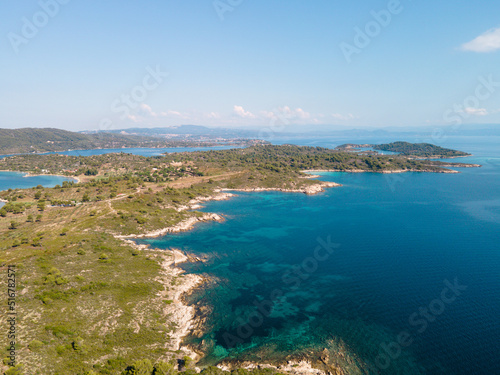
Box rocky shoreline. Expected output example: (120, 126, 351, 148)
(303, 168, 461, 174)
(219, 181, 341, 195)
(116, 212, 224, 239)
(114, 183, 344, 373)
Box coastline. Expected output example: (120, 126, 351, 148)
(21, 172, 81, 183)
(116, 212, 225, 239)
(302, 168, 460, 174)
(0, 169, 81, 183)
(219, 181, 342, 195)
(111, 192, 239, 359)
(112, 182, 342, 372)
(115, 239, 204, 360)
(0, 143, 251, 158)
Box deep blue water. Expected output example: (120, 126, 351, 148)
(142, 136, 500, 374)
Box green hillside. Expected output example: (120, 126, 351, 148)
(0, 128, 233, 155)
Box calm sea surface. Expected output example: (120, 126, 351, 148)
(0, 172, 76, 191)
(0, 146, 239, 191)
(142, 136, 500, 374)
(0, 145, 241, 159)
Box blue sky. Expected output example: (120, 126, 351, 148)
(1, 0, 500, 131)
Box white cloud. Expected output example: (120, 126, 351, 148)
(461, 27, 500, 53)
(136, 103, 156, 117)
(233, 105, 256, 118)
(292, 107, 311, 119)
(262, 106, 311, 121)
(127, 104, 187, 122)
(464, 107, 488, 116)
(205, 112, 220, 119)
(160, 110, 184, 117)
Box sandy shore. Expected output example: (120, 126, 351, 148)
(0, 169, 81, 183)
(21, 172, 81, 183)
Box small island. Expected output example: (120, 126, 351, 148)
(336, 141, 472, 158)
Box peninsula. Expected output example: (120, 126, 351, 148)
(0, 143, 479, 374)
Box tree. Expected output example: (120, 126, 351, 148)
(5, 365, 23, 375)
(123, 359, 154, 375)
(201, 366, 230, 374)
(9, 221, 18, 230)
(37, 201, 46, 211)
(28, 340, 43, 350)
(152, 361, 177, 375)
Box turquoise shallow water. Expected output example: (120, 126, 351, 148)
(0, 172, 75, 191)
(143, 137, 500, 374)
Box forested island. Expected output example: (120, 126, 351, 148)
(336, 141, 471, 158)
(0, 144, 479, 374)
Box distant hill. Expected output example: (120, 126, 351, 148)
(105, 125, 219, 135)
(0, 127, 191, 155)
(90, 125, 259, 138)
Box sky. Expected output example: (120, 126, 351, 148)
(1, 0, 500, 131)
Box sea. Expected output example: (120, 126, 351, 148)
(138, 135, 500, 375)
(0, 145, 240, 159)
(0, 145, 238, 194)
(0, 172, 76, 192)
